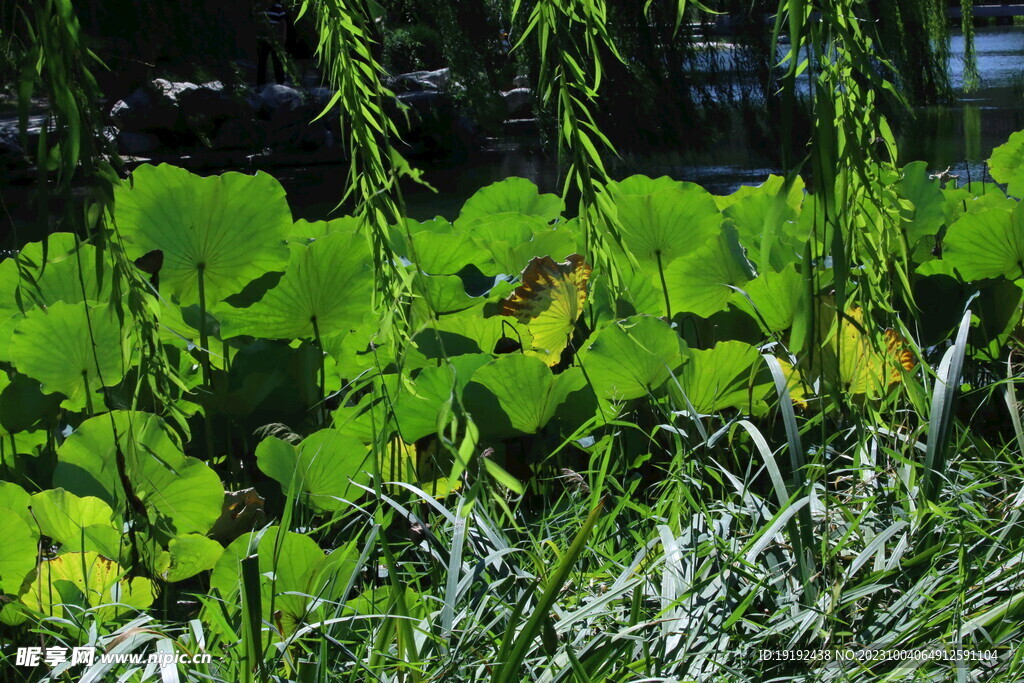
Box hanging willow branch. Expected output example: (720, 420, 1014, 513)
(301, 0, 417, 291)
(511, 0, 632, 290)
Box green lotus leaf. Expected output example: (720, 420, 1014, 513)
(732, 264, 803, 333)
(164, 534, 224, 582)
(665, 227, 753, 318)
(714, 175, 805, 212)
(989, 129, 1024, 198)
(30, 489, 120, 558)
(0, 508, 37, 595)
(55, 411, 224, 537)
(0, 233, 112, 318)
(610, 178, 721, 265)
(0, 310, 21, 363)
(672, 341, 771, 415)
(583, 315, 685, 400)
(209, 528, 355, 639)
(256, 429, 373, 511)
(288, 216, 362, 243)
(723, 192, 801, 270)
(397, 224, 486, 275)
(0, 372, 62, 434)
(898, 161, 945, 246)
(460, 213, 577, 276)
(971, 279, 1024, 361)
(115, 164, 291, 305)
(468, 354, 585, 434)
(456, 177, 564, 226)
(591, 267, 666, 322)
(20, 551, 155, 621)
(219, 231, 373, 340)
(394, 354, 491, 443)
(10, 301, 132, 412)
(943, 203, 1024, 281)
(488, 227, 578, 278)
(413, 273, 477, 315)
(0, 482, 33, 527)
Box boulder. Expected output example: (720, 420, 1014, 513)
(178, 81, 250, 125)
(501, 87, 532, 117)
(259, 84, 304, 116)
(389, 68, 450, 93)
(110, 79, 191, 133)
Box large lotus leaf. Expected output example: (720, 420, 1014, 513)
(218, 231, 373, 340)
(461, 212, 536, 248)
(469, 354, 585, 434)
(945, 183, 1017, 227)
(210, 528, 354, 639)
(405, 308, 528, 365)
(257, 429, 372, 512)
(898, 161, 946, 246)
(971, 279, 1024, 362)
(486, 228, 579, 278)
(943, 203, 1024, 281)
(10, 301, 132, 412)
(0, 310, 21, 363)
(611, 180, 721, 265)
(55, 411, 224, 537)
(611, 174, 694, 197)
(591, 267, 666, 324)
(0, 372, 63, 434)
(500, 254, 592, 366)
(583, 315, 685, 400)
(0, 233, 111, 317)
(115, 164, 291, 305)
(723, 192, 802, 271)
(714, 175, 805, 212)
(673, 341, 771, 415)
(732, 264, 803, 333)
(665, 228, 753, 318)
(0, 482, 33, 527)
(0, 508, 37, 594)
(288, 216, 362, 243)
(412, 273, 476, 315)
(456, 177, 564, 226)
(30, 489, 120, 559)
(399, 227, 486, 276)
(163, 534, 224, 582)
(394, 354, 491, 443)
(988, 129, 1024, 198)
(20, 551, 155, 620)
(822, 306, 915, 397)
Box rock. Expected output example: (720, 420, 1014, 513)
(501, 87, 532, 117)
(259, 83, 303, 115)
(178, 81, 249, 126)
(308, 87, 340, 119)
(118, 131, 162, 155)
(389, 68, 450, 93)
(110, 79, 191, 133)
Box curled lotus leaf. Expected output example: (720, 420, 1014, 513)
(500, 254, 592, 366)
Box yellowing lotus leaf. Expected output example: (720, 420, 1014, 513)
(500, 254, 592, 366)
(21, 552, 155, 621)
(833, 307, 915, 396)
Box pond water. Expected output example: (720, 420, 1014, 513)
(371, 26, 1023, 221)
(5, 27, 1024, 231)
